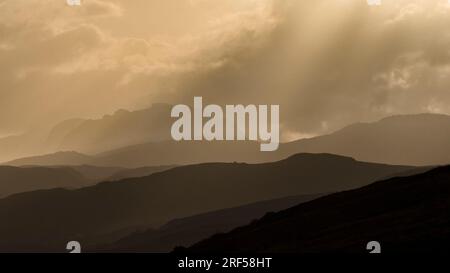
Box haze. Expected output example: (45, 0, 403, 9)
(1, 0, 450, 141)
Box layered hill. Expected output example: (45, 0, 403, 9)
(46, 104, 172, 154)
(5, 151, 94, 166)
(280, 113, 450, 166)
(98, 194, 323, 252)
(0, 164, 178, 197)
(0, 104, 172, 163)
(0, 166, 89, 198)
(6, 113, 450, 167)
(0, 153, 412, 252)
(187, 166, 450, 253)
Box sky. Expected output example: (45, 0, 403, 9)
(1, 0, 450, 140)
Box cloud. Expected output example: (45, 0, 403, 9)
(1, 0, 450, 143)
(82, 0, 122, 18)
(0, 0, 275, 133)
(145, 0, 450, 140)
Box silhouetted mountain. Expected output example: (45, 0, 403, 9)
(186, 166, 450, 253)
(0, 104, 172, 163)
(5, 151, 94, 166)
(0, 130, 51, 164)
(48, 104, 172, 154)
(44, 118, 85, 152)
(0, 163, 175, 198)
(7, 114, 450, 167)
(92, 141, 270, 167)
(60, 165, 125, 181)
(281, 113, 450, 166)
(0, 154, 413, 252)
(100, 194, 323, 252)
(4, 142, 268, 168)
(0, 166, 89, 198)
(107, 166, 177, 181)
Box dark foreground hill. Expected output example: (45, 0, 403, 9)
(186, 166, 450, 253)
(0, 154, 413, 252)
(97, 194, 323, 252)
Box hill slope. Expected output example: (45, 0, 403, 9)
(0, 104, 172, 163)
(3, 142, 267, 168)
(107, 166, 177, 181)
(48, 104, 172, 154)
(0, 153, 413, 252)
(0, 166, 89, 198)
(281, 113, 450, 166)
(99, 194, 323, 252)
(7, 113, 450, 168)
(5, 151, 95, 166)
(187, 166, 450, 253)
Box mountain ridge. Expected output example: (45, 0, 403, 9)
(99, 194, 324, 252)
(5, 113, 450, 167)
(185, 165, 450, 253)
(0, 153, 414, 252)
(0, 166, 90, 198)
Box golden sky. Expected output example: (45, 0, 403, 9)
(1, 0, 450, 140)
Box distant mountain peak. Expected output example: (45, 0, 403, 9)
(284, 153, 356, 162)
(380, 112, 450, 120)
(285, 113, 450, 166)
(4, 151, 93, 166)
